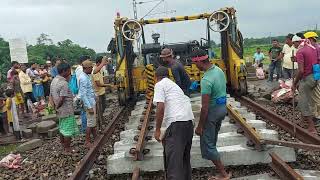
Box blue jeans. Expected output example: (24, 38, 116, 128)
(268, 60, 282, 81)
(80, 110, 87, 133)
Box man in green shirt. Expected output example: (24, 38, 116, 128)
(192, 49, 231, 180)
(268, 39, 283, 82)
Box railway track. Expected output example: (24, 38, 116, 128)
(6, 94, 315, 179)
(69, 107, 125, 180)
(0, 96, 129, 180)
(125, 95, 320, 180)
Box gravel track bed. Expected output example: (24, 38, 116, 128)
(0, 97, 120, 180)
(247, 98, 320, 172)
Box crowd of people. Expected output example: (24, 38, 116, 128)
(0, 56, 113, 152)
(253, 31, 320, 134)
(0, 60, 57, 139)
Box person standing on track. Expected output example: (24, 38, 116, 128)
(160, 48, 192, 96)
(268, 39, 283, 82)
(78, 60, 97, 148)
(75, 55, 107, 134)
(192, 49, 231, 180)
(93, 56, 110, 113)
(50, 62, 79, 153)
(292, 31, 319, 134)
(153, 66, 194, 180)
(281, 34, 298, 79)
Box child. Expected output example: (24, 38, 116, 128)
(256, 63, 265, 80)
(5, 89, 21, 139)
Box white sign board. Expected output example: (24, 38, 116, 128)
(9, 38, 28, 63)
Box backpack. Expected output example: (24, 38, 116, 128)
(312, 44, 320, 80)
(68, 74, 79, 95)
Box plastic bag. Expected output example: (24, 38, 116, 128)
(68, 74, 79, 95)
(313, 64, 320, 80)
(0, 154, 22, 169)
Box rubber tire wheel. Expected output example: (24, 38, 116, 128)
(239, 79, 248, 96)
(118, 89, 126, 106)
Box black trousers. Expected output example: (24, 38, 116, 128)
(99, 94, 107, 112)
(162, 120, 194, 180)
(0, 113, 5, 134)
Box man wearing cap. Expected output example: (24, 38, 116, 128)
(46, 60, 53, 75)
(74, 55, 108, 134)
(78, 60, 97, 148)
(292, 31, 319, 134)
(191, 49, 231, 180)
(160, 48, 191, 96)
(153, 66, 194, 180)
(292, 35, 302, 49)
(281, 34, 298, 79)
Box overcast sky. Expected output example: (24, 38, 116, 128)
(0, 0, 319, 52)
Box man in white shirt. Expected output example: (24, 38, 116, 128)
(74, 55, 107, 134)
(281, 34, 298, 79)
(153, 66, 194, 180)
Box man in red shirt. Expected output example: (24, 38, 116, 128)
(292, 31, 319, 134)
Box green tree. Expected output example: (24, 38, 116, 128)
(0, 37, 11, 83)
(36, 33, 53, 45)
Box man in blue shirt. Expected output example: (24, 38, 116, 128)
(160, 48, 191, 96)
(78, 60, 96, 148)
(50, 59, 62, 78)
(253, 47, 265, 66)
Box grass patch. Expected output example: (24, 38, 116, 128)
(212, 44, 273, 66)
(0, 144, 17, 157)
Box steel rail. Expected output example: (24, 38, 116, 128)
(270, 152, 304, 180)
(241, 96, 320, 145)
(133, 98, 153, 160)
(69, 107, 125, 180)
(228, 102, 305, 179)
(262, 139, 320, 151)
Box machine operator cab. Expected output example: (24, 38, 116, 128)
(111, 7, 247, 105)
